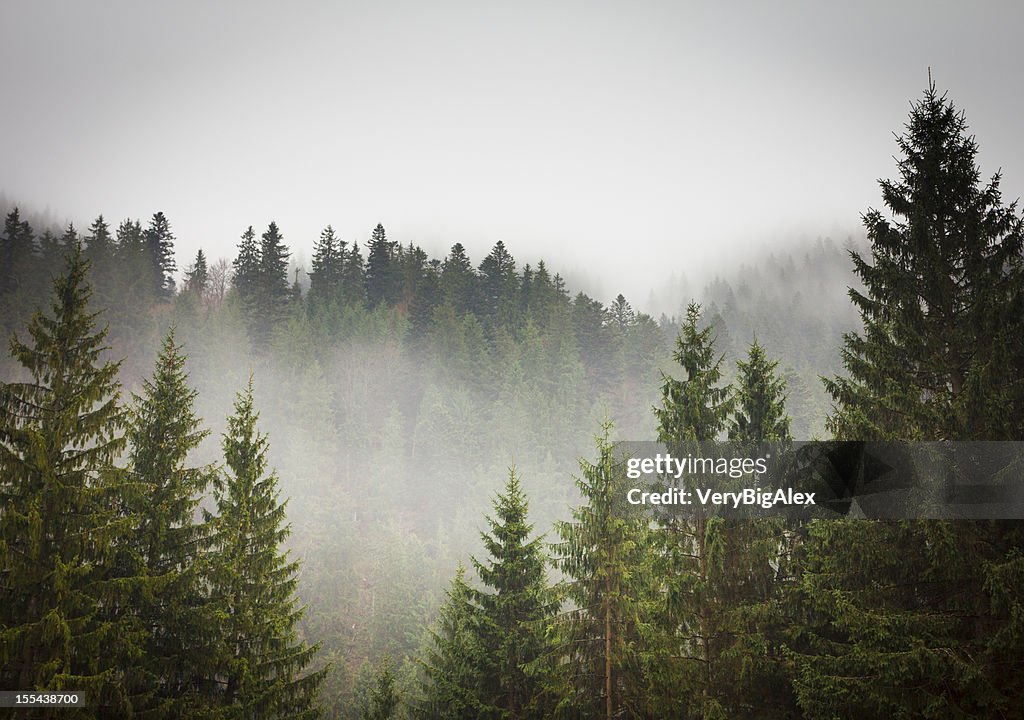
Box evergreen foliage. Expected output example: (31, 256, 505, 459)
(470, 469, 555, 718)
(548, 424, 656, 720)
(123, 329, 218, 718)
(0, 245, 136, 714)
(205, 377, 325, 719)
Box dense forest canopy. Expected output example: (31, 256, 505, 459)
(1, 83, 1023, 719)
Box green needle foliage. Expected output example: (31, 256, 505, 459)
(123, 328, 218, 718)
(205, 377, 326, 719)
(0, 245, 135, 715)
(548, 424, 657, 720)
(418, 564, 487, 720)
(471, 468, 556, 719)
(796, 81, 1024, 719)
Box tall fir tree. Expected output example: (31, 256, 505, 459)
(729, 339, 790, 444)
(823, 81, 1024, 441)
(470, 469, 555, 719)
(205, 377, 325, 719)
(796, 82, 1024, 719)
(123, 329, 218, 718)
(418, 564, 486, 719)
(308, 225, 344, 309)
(184, 249, 210, 299)
(547, 424, 656, 720)
(476, 241, 517, 326)
(650, 302, 744, 719)
(231, 226, 260, 303)
(365, 223, 396, 308)
(257, 221, 291, 316)
(0, 244, 139, 715)
(144, 212, 177, 300)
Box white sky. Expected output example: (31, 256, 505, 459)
(2, 0, 1023, 307)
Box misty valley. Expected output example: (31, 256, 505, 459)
(2, 84, 1023, 719)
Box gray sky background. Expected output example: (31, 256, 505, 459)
(2, 1, 1023, 309)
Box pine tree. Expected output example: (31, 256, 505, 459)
(123, 328, 218, 718)
(650, 301, 739, 719)
(144, 212, 177, 300)
(418, 564, 486, 719)
(362, 657, 398, 720)
(823, 81, 1024, 441)
(0, 208, 35, 297)
(365, 223, 396, 307)
(796, 82, 1024, 719)
(205, 377, 325, 719)
(308, 225, 344, 308)
(231, 226, 260, 303)
(0, 244, 138, 714)
(476, 241, 517, 325)
(729, 339, 790, 444)
(547, 424, 656, 719)
(654, 302, 732, 444)
(342, 241, 366, 306)
(440, 243, 476, 314)
(184, 249, 210, 299)
(471, 469, 555, 718)
(258, 221, 291, 315)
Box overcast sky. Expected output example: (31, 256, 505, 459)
(2, 1, 1023, 307)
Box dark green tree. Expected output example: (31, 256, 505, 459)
(440, 243, 476, 314)
(231, 226, 260, 303)
(471, 468, 555, 718)
(797, 82, 1024, 719)
(308, 225, 344, 308)
(547, 424, 656, 720)
(418, 564, 485, 719)
(365, 223, 396, 307)
(144, 212, 177, 300)
(184, 249, 210, 299)
(729, 339, 790, 444)
(476, 241, 517, 325)
(0, 245, 137, 715)
(824, 82, 1024, 441)
(341, 240, 366, 306)
(123, 328, 218, 718)
(258, 221, 291, 315)
(362, 657, 398, 720)
(205, 377, 325, 719)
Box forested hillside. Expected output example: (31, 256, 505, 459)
(2, 83, 1023, 718)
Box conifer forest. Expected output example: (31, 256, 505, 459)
(3, 24, 1024, 720)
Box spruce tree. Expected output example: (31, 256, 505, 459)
(418, 564, 485, 719)
(257, 221, 291, 316)
(548, 424, 656, 719)
(184, 249, 210, 298)
(650, 302, 739, 719)
(231, 226, 260, 303)
(654, 302, 732, 444)
(729, 339, 790, 444)
(205, 377, 325, 719)
(144, 212, 177, 300)
(308, 225, 344, 308)
(342, 241, 366, 306)
(365, 223, 395, 307)
(123, 329, 218, 718)
(471, 469, 555, 718)
(823, 81, 1024, 441)
(796, 82, 1024, 719)
(476, 241, 517, 325)
(440, 243, 476, 314)
(0, 244, 137, 714)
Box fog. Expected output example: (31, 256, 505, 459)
(3, 2, 1024, 307)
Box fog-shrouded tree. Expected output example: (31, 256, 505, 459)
(470, 468, 555, 719)
(144, 211, 177, 300)
(418, 564, 485, 719)
(0, 244, 140, 714)
(184, 249, 210, 299)
(796, 82, 1024, 719)
(308, 225, 345, 309)
(546, 424, 657, 720)
(205, 377, 325, 719)
(232, 226, 260, 303)
(365, 223, 396, 308)
(123, 328, 219, 718)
